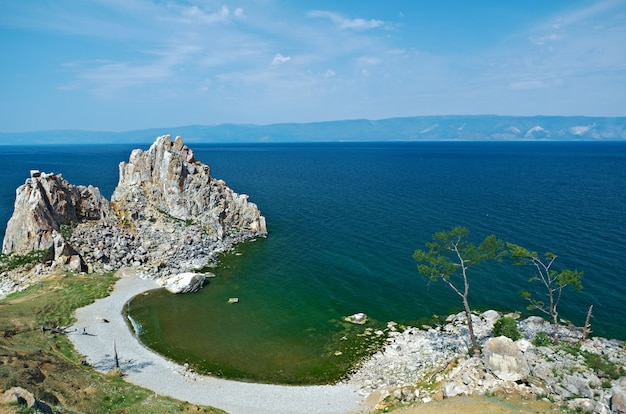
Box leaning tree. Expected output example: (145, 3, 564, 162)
(507, 243, 583, 327)
(413, 226, 504, 353)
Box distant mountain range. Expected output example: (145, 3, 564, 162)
(2, 115, 625, 145)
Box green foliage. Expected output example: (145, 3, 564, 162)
(413, 226, 505, 351)
(59, 223, 73, 241)
(507, 242, 584, 325)
(413, 227, 505, 288)
(532, 331, 553, 347)
(0, 250, 47, 272)
(581, 350, 626, 380)
(492, 316, 521, 340)
(157, 208, 196, 226)
(558, 343, 625, 380)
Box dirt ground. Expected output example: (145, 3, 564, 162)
(390, 394, 558, 413)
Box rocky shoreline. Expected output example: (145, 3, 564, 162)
(349, 310, 626, 413)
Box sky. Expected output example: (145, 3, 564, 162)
(1, 0, 626, 132)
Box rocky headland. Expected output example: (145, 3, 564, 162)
(1, 135, 267, 296)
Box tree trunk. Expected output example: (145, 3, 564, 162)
(581, 304, 593, 342)
(463, 297, 479, 353)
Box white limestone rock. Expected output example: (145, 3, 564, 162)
(611, 377, 626, 414)
(161, 272, 206, 294)
(483, 336, 530, 381)
(345, 312, 368, 325)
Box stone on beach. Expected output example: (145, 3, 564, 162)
(160, 272, 206, 294)
(482, 336, 530, 381)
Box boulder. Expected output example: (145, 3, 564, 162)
(0, 386, 35, 407)
(161, 272, 206, 294)
(345, 312, 368, 325)
(0, 387, 52, 413)
(612, 377, 626, 413)
(442, 381, 468, 398)
(482, 336, 530, 381)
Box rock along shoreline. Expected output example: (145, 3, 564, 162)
(69, 267, 626, 414)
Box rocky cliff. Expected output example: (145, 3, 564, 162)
(2, 171, 111, 255)
(111, 135, 266, 242)
(1, 135, 266, 295)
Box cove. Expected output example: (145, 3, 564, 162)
(126, 239, 391, 384)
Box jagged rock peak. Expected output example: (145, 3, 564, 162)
(2, 171, 110, 255)
(1, 136, 268, 296)
(111, 135, 267, 240)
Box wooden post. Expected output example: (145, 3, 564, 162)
(581, 304, 593, 342)
(113, 340, 120, 369)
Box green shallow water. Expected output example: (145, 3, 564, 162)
(127, 240, 391, 384)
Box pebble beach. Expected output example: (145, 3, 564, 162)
(69, 268, 368, 414)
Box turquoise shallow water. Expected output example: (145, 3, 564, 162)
(2, 141, 626, 382)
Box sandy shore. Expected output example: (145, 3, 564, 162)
(69, 268, 368, 414)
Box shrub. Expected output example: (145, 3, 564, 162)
(532, 331, 553, 347)
(0, 250, 47, 272)
(581, 350, 626, 380)
(492, 316, 521, 340)
(59, 223, 73, 241)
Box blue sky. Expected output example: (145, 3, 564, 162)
(1, 0, 625, 132)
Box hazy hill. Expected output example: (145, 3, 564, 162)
(1, 115, 625, 145)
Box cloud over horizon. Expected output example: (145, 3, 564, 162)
(0, 0, 625, 132)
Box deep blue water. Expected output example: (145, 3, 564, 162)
(1, 141, 625, 344)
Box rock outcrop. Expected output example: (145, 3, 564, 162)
(2, 171, 110, 255)
(350, 310, 626, 414)
(0, 387, 52, 413)
(111, 135, 266, 241)
(1, 135, 267, 295)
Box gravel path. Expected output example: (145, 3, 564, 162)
(69, 269, 368, 414)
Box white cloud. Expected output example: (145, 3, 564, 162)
(272, 53, 291, 65)
(178, 5, 244, 25)
(508, 79, 548, 90)
(233, 7, 245, 19)
(357, 56, 381, 66)
(307, 10, 385, 31)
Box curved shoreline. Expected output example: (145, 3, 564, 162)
(68, 268, 368, 414)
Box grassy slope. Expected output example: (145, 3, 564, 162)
(0, 272, 225, 413)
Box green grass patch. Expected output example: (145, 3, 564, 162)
(558, 342, 626, 380)
(0, 249, 47, 272)
(0, 272, 225, 413)
(581, 350, 626, 380)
